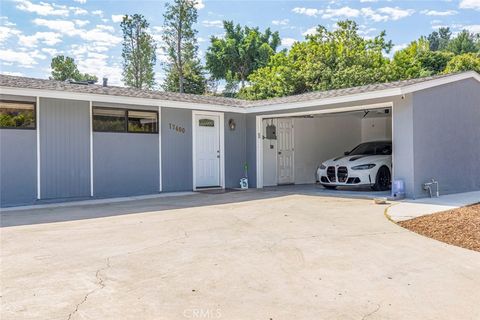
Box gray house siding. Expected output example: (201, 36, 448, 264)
(161, 107, 193, 192)
(0, 130, 37, 206)
(224, 112, 246, 188)
(39, 98, 90, 199)
(93, 132, 159, 197)
(412, 78, 480, 197)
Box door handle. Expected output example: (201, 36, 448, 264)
(278, 151, 282, 155)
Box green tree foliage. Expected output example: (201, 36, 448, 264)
(206, 21, 280, 92)
(427, 27, 451, 51)
(239, 21, 392, 100)
(162, 0, 205, 94)
(443, 53, 480, 73)
(446, 30, 478, 55)
(50, 55, 98, 82)
(120, 14, 157, 89)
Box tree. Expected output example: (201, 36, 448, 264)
(206, 21, 280, 93)
(162, 0, 205, 94)
(427, 27, 451, 51)
(239, 20, 392, 100)
(443, 53, 480, 73)
(121, 14, 157, 89)
(447, 30, 478, 55)
(50, 55, 97, 82)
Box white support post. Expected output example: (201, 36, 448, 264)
(36, 96, 41, 199)
(158, 106, 162, 192)
(89, 101, 94, 197)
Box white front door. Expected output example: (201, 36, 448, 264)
(195, 114, 221, 188)
(277, 118, 294, 184)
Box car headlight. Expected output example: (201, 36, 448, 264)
(319, 164, 327, 170)
(352, 164, 376, 170)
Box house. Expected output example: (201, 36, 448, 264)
(1, 71, 479, 207)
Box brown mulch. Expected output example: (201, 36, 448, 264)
(398, 203, 480, 252)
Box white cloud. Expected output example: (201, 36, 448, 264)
(292, 7, 322, 17)
(361, 7, 414, 22)
(322, 7, 360, 19)
(73, 19, 89, 27)
(463, 24, 480, 33)
(377, 7, 415, 20)
(302, 26, 318, 36)
(459, 0, 480, 10)
(15, 0, 69, 17)
(1, 71, 24, 76)
(18, 32, 62, 47)
(0, 16, 16, 26)
(281, 37, 297, 47)
(360, 0, 378, 2)
(70, 6, 88, 15)
(421, 9, 457, 16)
(74, 0, 87, 3)
(202, 20, 223, 28)
(41, 48, 59, 56)
(0, 49, 46, 67)
(96, 24, 115, 32)
(0, 25, 21, 43)
(272, 19, 289, 26)
(111, 15, 124, 23)
(91, 10, 104, 17)
(33, 18, 78, 36)
(195, 0, 205, 10)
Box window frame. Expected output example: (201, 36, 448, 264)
(92, 106, 159, 134)
(0, 99, 37, 130)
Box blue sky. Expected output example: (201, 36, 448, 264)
(1, 0, 479, 86)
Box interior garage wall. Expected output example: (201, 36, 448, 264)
(40, 98, 90, 199)
(293, 115, 362, 184)
(361, 116, 392, 142)
(224, 112, 246, 188)
(412, 78, 480, 197)
(93, 132, 159, 197)
(162, 107, 193, 192)
(0, 95, 37, 207)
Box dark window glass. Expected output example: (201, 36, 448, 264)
(349, 141, 392, 156)
(93, 108, 126, 132)
(0, 101, 35, 129)
(128, 110, 158, 133)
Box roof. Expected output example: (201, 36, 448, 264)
(1, 71, 478, 110)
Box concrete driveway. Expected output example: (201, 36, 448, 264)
(1, 191, 480, 320)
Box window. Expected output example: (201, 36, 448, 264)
(92, 107, 158, 133)
(0, 101, 36, 129)
(93, 108, 126, 132)
(199, 118, 215, 127)
(128, 110, 158, 133)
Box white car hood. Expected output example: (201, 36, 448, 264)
(323, 154, 390, 167)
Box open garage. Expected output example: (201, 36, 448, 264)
(261, 106, 392, 194)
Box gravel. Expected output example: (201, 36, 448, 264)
(398, 203, 480, 252)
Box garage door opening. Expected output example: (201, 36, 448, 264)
(260, 106, 393, 193)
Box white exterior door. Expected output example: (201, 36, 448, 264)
(277, 118, 294, 184)
(195, 114, 221, 188)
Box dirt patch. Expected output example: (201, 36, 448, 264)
(398, 203, 480, 252)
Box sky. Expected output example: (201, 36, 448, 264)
(0, 0, 479, 87)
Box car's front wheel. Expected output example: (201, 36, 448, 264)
(373, 166, 391, 191)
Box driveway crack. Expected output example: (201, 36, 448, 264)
(362, 304, 381, 320)
(66, 257, 111, 320)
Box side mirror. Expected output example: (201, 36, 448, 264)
(344, 151, 350, 156)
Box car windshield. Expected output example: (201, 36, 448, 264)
(348, 141, 392, 156)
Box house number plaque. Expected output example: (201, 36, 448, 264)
(169, 123, 186, 134)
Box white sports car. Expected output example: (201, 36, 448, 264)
(316, 141, 392, 191)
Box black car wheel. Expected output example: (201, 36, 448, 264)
(373, 166, 391, 191)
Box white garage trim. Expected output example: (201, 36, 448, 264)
(89, 100, 93, 197)
(255, 101, 394, 189)
(36, 96, 41, 200)
(158, 106, 162, 192)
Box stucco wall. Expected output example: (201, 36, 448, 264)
(224, 112, 246, 188)
(412, 78, 480, 197)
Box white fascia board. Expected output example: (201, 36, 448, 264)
(400, 71, 480, 95)
(0, 86, 243, 113)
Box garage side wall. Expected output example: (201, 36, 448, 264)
(412, 78, 480, 197)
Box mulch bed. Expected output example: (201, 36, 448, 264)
(398, 203, 480, 252)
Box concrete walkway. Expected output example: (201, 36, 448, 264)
(387, 190, 480, 222)
(1, 191, 480, 320)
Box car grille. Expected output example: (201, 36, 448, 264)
(337, 166, 348, 182)
(327, 166, 336, 182)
